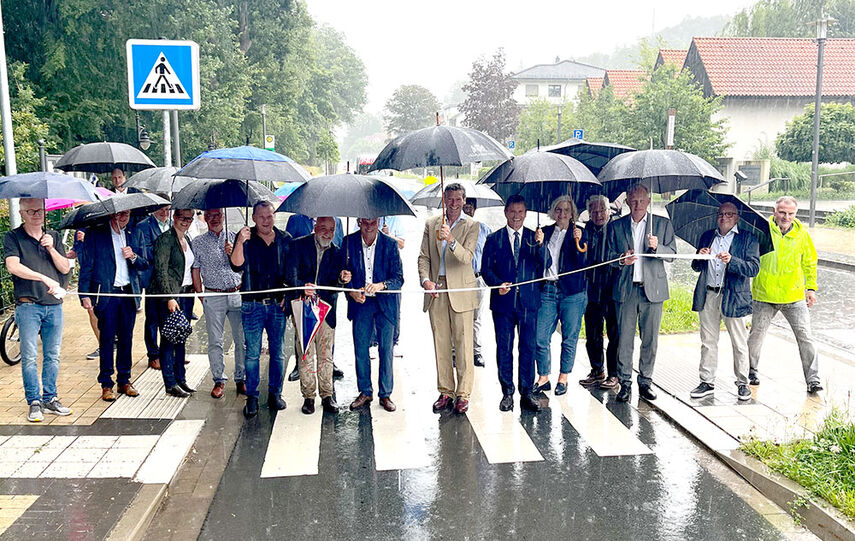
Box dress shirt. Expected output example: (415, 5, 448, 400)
(362, 235, 377, 295)
(438, 213, 465, 276)
(706, 224, 738, 288)
(111, 226, 131, 287)
(630, 215, 647, 283)
(181, 243, 195, 287)
(191, 230, 242, 291)
(545, 226, 567, 281)
(505, 225, 523, 262)
(314, 237, 330, 283)
(156, 218, 170, 234)
(472, 221, 491, 274)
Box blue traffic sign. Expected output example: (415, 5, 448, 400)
(126, 39, 200, 110)
(573, 129, 584, 139)
(508, 140, 515, 150)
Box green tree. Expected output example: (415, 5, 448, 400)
(460, 49, 519, 141)
(383, 85, 439, 137)
(573, 86, 628, 144)
(776, 102, 855, 163)
(723, 0, 855, 37)
(515, 99, 564, 154)
(0, 62, 52, 173)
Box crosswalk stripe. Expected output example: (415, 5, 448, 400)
(371, 361, 431, 472)
(260, 356, 323, 478)
(134, 419, 205, 484)
(554, 385, 653, 457)
(466, 370, 544, 464)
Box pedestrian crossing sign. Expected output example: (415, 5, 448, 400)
(126, 39, 200, 110)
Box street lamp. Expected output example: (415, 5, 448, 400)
(135, 112, 151, 151)
(808, 15, 836, 227)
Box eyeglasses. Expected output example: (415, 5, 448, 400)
(174, 216, 194, 223)
(717, 212, 738, 218)
(23, 209, 45, 216)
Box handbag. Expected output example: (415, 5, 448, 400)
(162, 309, 192, 344)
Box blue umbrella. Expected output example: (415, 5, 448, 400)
(274, 181, 303, 199)
(177, 146, 311, 183)
(0, 172, 102, 201)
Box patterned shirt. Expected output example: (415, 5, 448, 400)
(191, 229, 242, 291)
(707, 224, 738, 288)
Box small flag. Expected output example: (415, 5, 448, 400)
(291, 296, 331, 360)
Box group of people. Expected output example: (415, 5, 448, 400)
(3, 178, 821, 423)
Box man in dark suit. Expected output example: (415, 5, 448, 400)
(136, 204, 171, 370)
(608, 184, 676, 403)
(78, 210, 149, 402)
(482, 195, 545, 412)
(287, 217, 351, 415)
(341, 217, 404, 412)
(689, 202, 760, 401)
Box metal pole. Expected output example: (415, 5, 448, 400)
(0, 1, 20, 227)
(171, 110, 181, 167)
(557, 106, 562, 142)
(38, 139, 46, 171)
(162, 110, 172, 167)
(809, 36, 825, 228)
(261, 104, 267, 147)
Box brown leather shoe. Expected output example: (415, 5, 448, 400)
(379, 397, 396, 412)
(454, 397, 469, 414)
(211, 382, 225, 399)
(349, 393, 373, 410)
(148, 358, 161, 370)
(118, 384, 139, 397)
(432, 394, 453, 413)
(600, 376, 619, 390)
(101, 387, 115, 402)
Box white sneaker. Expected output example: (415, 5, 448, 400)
(42, 397, 72, 416)
(27, 401, 43, 423)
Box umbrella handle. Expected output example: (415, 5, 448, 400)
(573, 224, 587, 253)
(436, 164, 446, 241)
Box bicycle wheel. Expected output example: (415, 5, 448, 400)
(1, 316, 21, 365)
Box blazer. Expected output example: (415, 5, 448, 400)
(287, 234, 344, 329)
(542, 224, 588, 296)
(584, 220, 619, 304)
(136, 215, 168, 288)
(78, 223, 149, 309)
(607, 214, 677, 304)
(691, 228, 760, 318)
(341, 232, 404, 323)
(148, 228, 192, 301)
(482, 226, 545, 314)
(417, 214, 479, 313)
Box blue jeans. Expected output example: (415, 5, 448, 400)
(242, 301, 286, 398)
(16, 303, 63, 404)
(535, 286, 587, 376)
(352, 298, 394, 398)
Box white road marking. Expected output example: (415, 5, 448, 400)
(134, 419, 204, 484)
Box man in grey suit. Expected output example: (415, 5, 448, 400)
(608, 184, 676, 403)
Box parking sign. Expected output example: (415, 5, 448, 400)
(573, 129, 584, 139)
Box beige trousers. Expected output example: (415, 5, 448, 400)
(299, 320, 335, 399)
(699, 293, 749, 386)
(429, 287, 474, 399)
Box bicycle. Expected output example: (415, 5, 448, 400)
(1, 314, 21, 366)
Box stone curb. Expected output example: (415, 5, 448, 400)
(818, 254, 855, 273)
(646, 385, 855, 541)
(105, 483, 168, 541)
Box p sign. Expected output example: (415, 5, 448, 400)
(507, 140, 516, 150)
(573, 129, 584, 140)
(127, 39, 200, 110)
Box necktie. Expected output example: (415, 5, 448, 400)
(513, 231, 520, 264)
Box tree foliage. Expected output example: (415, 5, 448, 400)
(0, 0, 366, 166)
(776, 102, 855, 163)
(383, 85, 439, 137)
(723, 0, 855, 37)
(460, 49, 519, 141)
(0, 63, 52, 173)
(515, 99, 567, 154)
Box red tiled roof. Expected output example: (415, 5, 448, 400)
(586, 77, 604, 97)
(656, 49, 687, 69)
(688, 37, 855, 97)
(602, 70, 647, 99)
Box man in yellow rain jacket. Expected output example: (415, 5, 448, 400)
(747, 196, 820, 393)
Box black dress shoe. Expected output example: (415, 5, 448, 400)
(322, 396, 339, 413)
(474, 353, 484, 367)
(301, 398, 315, 415)
(236, 381, 246, 395)
(554, 382, 567, 396)
(244, 396, 259, 418)
(287, 365, 300, 382)
(521, 394, 541, 412)
(268, 393, 287, 410)
(178, 381, 196, 393)
(639, 385, 657, 401)
(332, 364, 344, 379)
(499, 395, 514, 411)
(533, 381, 551, 394)
(165, 385, 190, 398)
(616, 385, 631, 402)
(749, 373, 760, 386)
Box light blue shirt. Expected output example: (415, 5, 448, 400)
(707, 224, 738, 288)
(473, 221, 491, 274)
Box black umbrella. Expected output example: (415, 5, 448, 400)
(55, 142, 156, 174)
(597, 149, 725, 200)
(277, 174, 416, 218)
(0, 172, 102, 201)
(170, 178, 280, 211)
(59, 193, 170, 229)
(665, 190, 774, 256)
(540, 138, 636, 175)
(124, 167, 196, 194)
(410, 180, 503, 209)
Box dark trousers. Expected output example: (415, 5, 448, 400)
(95, 295, 136, 388)
(144, 294, 160, 360)
(584, 298, 619, 378)
(157, 296, 193, 389)
(352, 298, 394, 398)
(492, 309, 537, 397)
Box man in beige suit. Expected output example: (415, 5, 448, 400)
(418, 183, 480, 414)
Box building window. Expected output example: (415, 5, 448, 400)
(525, 84, 539, 97)
(548, 85, 561, 97)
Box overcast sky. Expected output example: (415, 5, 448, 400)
(307, 0, 756, 113)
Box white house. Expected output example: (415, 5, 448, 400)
(511, 59, 605, 105)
